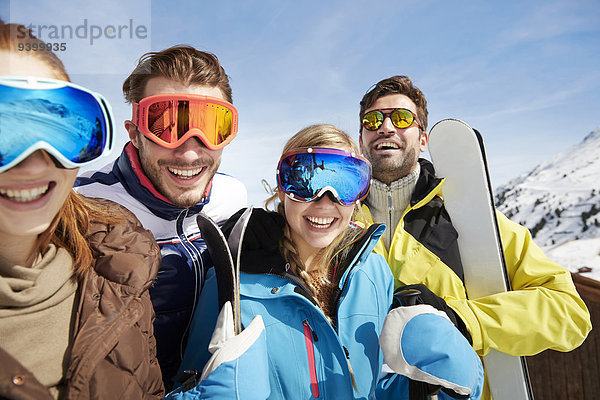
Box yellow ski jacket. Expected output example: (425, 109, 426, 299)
(361, 159, 592, 399)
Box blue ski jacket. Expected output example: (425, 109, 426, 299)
(179, 214, 482, 399)
(75, 143, 247, 389)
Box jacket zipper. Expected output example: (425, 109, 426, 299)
(387, 187, 394, 247)
(176, 209, 202, 359)
(332, 224, 382, 330)
(264, 270, 318, 307)
(302, 319, 319, 399)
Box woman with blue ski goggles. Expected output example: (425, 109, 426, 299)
(0, 76, 113, 173)
(176, 124, 484, 400)
(0, 20, 164, 399)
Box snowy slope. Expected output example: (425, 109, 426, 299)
(494, 128, 600, 281)
(542, 238, 600, 275)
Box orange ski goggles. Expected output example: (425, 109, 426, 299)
(132, 94, 238, 150)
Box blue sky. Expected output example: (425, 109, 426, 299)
(2, 0, 599, 205)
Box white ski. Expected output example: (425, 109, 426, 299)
(428, 119, 533, 400)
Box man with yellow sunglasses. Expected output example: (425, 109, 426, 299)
(358, 75, 591, 400)
(75, 45, 247, 390)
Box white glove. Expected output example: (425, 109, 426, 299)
(379, 304, 483, 399)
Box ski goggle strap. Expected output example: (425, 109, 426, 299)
(362, 108, 422, 131)
(0, 76, 113, 173)
(276, 147, 372, 206)
(132, 94, 238, 150)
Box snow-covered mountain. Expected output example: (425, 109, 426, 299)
(494, 127, 600, 280)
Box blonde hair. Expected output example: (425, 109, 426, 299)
(267, 124, 368, 299)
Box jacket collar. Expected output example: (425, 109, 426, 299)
(336, 223, 385, 288)
(411, 158, 444, 206)
(112, 143, 211, 221)
(243, 222, 385, 312)
(233, 209, 384, 312)
(240, 220, 385, 282)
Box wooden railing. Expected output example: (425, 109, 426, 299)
(526, 273, 600, 399)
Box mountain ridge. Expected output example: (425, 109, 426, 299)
(495, 127, 600, 247)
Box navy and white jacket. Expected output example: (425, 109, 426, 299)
(75, 143, 247, 390)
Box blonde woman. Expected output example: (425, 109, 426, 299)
(177, 124, 483, 399)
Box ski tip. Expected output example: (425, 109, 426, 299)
(429, 118, 472, 133)
(240, 206, 254, 220)
(428, 119, 478, 149)
(196, 212, 219, 228)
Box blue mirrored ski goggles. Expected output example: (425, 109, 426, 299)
(276, 147, 372, 206)
(0, 76, 114, 173)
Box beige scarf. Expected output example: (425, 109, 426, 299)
(366, 163, 420, 249)
(0, 244, 77, 399)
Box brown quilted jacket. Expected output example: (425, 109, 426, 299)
(0, 199, 165, 399)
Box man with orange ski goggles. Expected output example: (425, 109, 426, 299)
(75, 46, 247, 391)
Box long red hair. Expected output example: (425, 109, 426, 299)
(36, 192, 121, 277)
